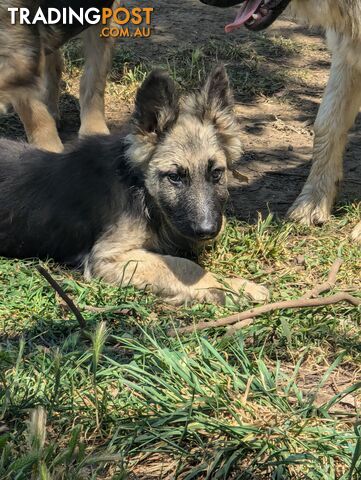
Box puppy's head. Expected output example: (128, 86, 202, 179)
(126, 65, 242, 243)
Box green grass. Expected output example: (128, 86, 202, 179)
(0, 207, 360, 479)
(59, 33, 309, 103)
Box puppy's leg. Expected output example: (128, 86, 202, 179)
(87, 249, 269, 305)
(43, 50, 63, 126)
(288, 54, 361, 226)
(13, 91, 63, 153)
(79, 24, 114, 137)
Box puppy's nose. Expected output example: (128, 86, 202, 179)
(194, 220, 219, 240)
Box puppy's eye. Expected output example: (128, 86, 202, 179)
(211, 169, 224, 182)
(167, 173, 183, 185)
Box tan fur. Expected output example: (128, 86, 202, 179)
(182, 77, 243, 167)
(0, 0, 117, 151)
(43, 50, 63, 125)
(79, 23, 116, 137)
(85, 217, 269, 306)
(286, 0, 361, 242)
(85, 69, 269, 305)
(12, 94, 63, 153)
(289, 0, 361, 40)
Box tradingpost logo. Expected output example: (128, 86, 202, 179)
(8, 6, 154, 39)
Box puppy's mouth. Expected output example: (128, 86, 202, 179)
(201, 0, 291, 32)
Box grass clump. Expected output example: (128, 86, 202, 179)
(0, 207, 360, 478)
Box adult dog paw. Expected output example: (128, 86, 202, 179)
(287, 192, 331, 226)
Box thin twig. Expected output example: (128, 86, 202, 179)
(36, 265, 87, 330)
(169, 292, 360, 336)
(226, 293, 360, 336)
(301, 258, 343, 299)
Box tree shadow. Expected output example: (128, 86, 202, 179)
(228, 134, 361, 221)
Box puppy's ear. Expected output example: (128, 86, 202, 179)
(203, 63, 234, 113)
(184, 64, 243, 167)
(133, 69, 179, 136)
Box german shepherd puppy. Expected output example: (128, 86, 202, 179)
(0, 66, 269, 305)
(0, 0, 117, 153)
(201, 0, 361, 242)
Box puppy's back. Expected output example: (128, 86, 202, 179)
(0, 136, 125, 262)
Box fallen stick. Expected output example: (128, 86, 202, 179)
(226, 292, 360, 336)
(36, 265, 87, 330)
(169, 292, 360, 336)
(169, 258, 360, 337)
(37, 266, 125, 345)
(301, 258, 343, 299)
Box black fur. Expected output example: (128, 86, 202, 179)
(199, 0, 291, 32)
(246, 0, 291, 31)
(0, 66, 240, 272)
(0, 135, 143, 263)
(0, 69, 182, 265)
(133, 69, 180, 135)
(199, 0, 241, 7)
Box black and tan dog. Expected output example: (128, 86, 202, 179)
(0, 66, 269, 305)
(0, 0, 117, 153)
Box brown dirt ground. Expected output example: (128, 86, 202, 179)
(0, 0, 360, 222)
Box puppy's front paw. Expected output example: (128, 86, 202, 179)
(227, 278, 270, 303)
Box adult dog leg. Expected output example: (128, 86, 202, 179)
(87, 249, 269, 305)
(43, 50, 63, 126)
(288, 55, 361, 230)
(79, 25, 114, 137)
(3, 38, 63, 152)
(13, 90, 63, 153)
(351, 219, 361, 243)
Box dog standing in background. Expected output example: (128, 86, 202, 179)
(0, 0, 117, 153)
(201, 0, 361, 242)
(286, 0, 361, 243)
(0, 66, 269, 305)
